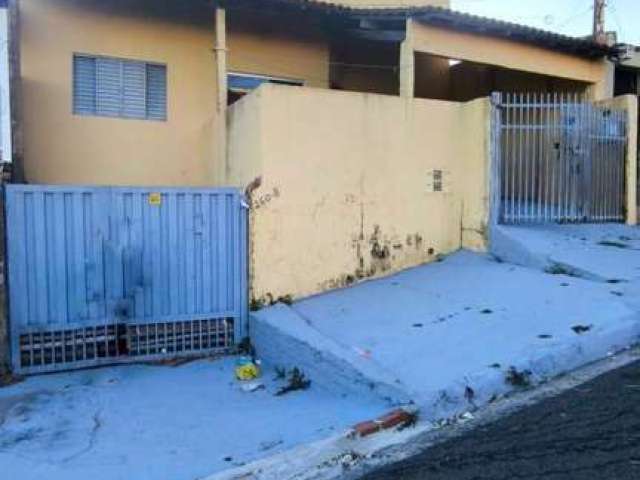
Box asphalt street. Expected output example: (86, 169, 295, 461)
(361, 360, 640, 480)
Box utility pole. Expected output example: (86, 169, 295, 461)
(592, 0, 607, 44)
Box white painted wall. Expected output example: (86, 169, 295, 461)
(0, 7, 11, 164)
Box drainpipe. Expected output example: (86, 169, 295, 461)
(0, 7, 11, 168)
(399, 17, 414, 98)
(214, 6, 227, 185)
(4, 0, 23, 182)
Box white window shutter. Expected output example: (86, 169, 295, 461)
(73, 56, 96, 114)
(96, 57, 123, 117)
(146, 64, 167, 121)
(122, 61, 146, 119)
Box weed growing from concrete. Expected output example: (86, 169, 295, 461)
(249, 298, 265, 311)
(544, 263, 581, 277)
(276, 367, 311, 396)
(273, 366, 287, 380)
(505, 367, 532, 388)
(276, 295, 294, 306)
(237, 337, 256, 358)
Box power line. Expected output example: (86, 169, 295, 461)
(556, 4, 593, 30)
(607, 1, 624, 41)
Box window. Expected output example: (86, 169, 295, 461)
(73, 54, 167, 121)
(227, 72, 303, 105)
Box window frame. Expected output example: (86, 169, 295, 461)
(228, 71, 304, 94)
(72, 53, 168, 122)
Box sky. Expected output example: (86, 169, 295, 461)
(451, 0, 640, 46)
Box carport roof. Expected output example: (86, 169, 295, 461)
(221, 0, 617, 59)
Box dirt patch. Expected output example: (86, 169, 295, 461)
(0, 391, 45, 428)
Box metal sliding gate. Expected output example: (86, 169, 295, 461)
(5, 185, 248, 374)
(493, 92, 628, 224)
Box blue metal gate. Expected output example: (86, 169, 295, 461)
(5, 185, 248, 374)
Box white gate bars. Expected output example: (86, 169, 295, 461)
(494, 92, 628, 224)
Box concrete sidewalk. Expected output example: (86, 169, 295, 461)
(492, 224, 640, 313)
(491, 224, 640, 282)
(252, 225, 640, 422)
(0, 358, 386, 480)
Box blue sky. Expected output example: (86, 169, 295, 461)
(451, 0, 640, 45)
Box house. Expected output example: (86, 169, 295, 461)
(0, 0, 637, 375)
(1, 0, 619, 187)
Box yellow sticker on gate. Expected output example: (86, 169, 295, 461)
(149, 192, 162, 206)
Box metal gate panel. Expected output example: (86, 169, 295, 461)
(5, 186, 113, 374)
(5, 185, 248, 374)
(494, 92, 627, 224)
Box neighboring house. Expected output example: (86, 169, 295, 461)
(615, 46, 640, 96)
(5, 0, 618, 187)
(615, 46, 640, 221)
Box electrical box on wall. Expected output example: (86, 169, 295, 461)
(427, 169, 451, 193)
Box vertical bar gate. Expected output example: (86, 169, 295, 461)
(494, 92, 628, 224)
(5, 185, 248, 374)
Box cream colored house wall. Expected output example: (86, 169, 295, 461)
(227, 9, 329, 89)
(459, 98, 493, 250)
(20, 0, 615, 189)
(20, 0, 330, 186)
(227, 85, 491, 303)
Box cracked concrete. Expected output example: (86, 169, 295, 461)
(0, 357, 386, 480)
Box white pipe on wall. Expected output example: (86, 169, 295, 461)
(0, 7, 11, 164)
